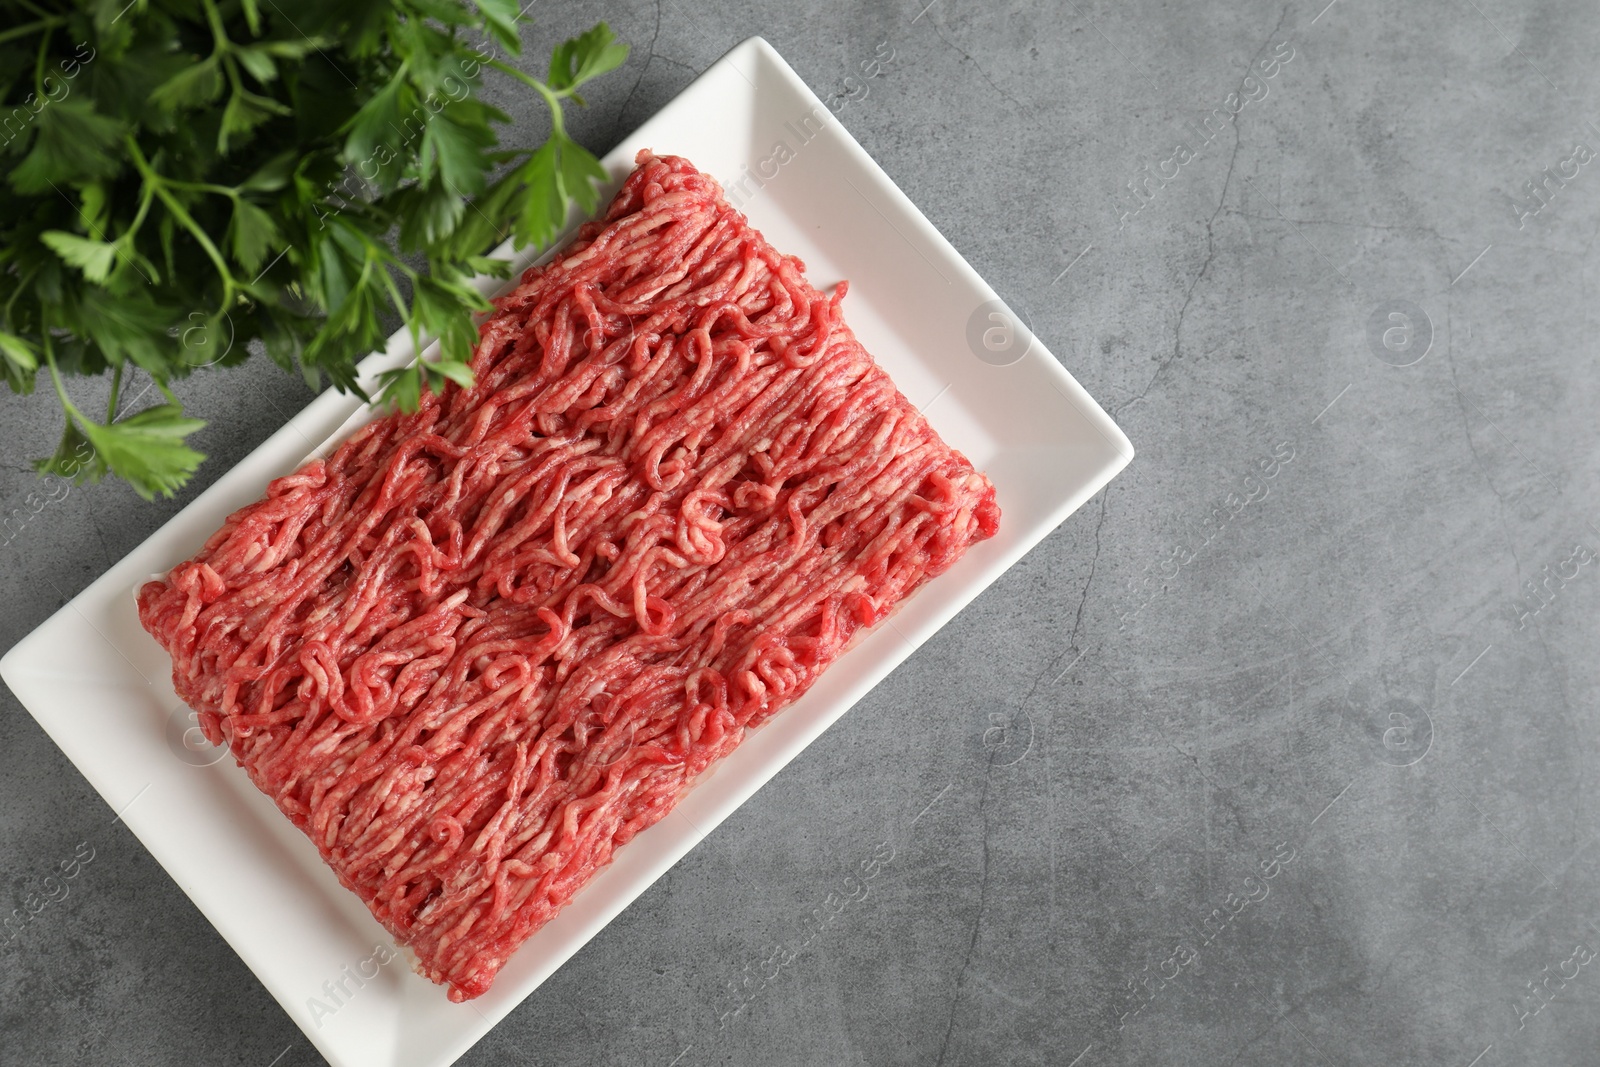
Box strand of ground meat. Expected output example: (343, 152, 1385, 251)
(138, 151, 999, 1001)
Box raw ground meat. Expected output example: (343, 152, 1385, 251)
(137, 150, 999, 1000)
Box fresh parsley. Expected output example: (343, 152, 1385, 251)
(0, 0, 628, 499)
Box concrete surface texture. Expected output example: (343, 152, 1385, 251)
(3, 1, 1599, 1064)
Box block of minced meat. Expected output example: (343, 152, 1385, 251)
(137, 150, 999, 1001)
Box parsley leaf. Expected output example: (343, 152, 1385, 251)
(2, 6, 629, 498)
(41, 231, 120, 284)
(35, 416, 103, 483)
(148, 56, 225, 113)
(0, 331, 40, 392)
(513, 136, 567, 250)
(474, 0, 523, 55)
(557, 134, 608, 214)
(228, 198, 281, 275)
(548, 23, 629, 95)
(80, 404, 208, 500)
(8, 99, 126, 194)
(75, 287, 171, 377)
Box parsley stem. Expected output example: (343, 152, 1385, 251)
(0, 17, 64, 47)
(3, 266, 38, 324)
(125, 136, 239, 309)
(161, 178, 241, 200)
(379, 269, 410, 324)
(486, 60, 565, 134)
(124, 186, 156, 245)
(31, 26, 52, 101)
(201, 0, 230, 52)
(106, 363, 123, 423)
(41, 335, 85, 427)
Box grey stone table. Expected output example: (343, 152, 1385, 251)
(4, 1, 1598, 1064)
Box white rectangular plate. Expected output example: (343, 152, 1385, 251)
(0, 37, 1131, 1067)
